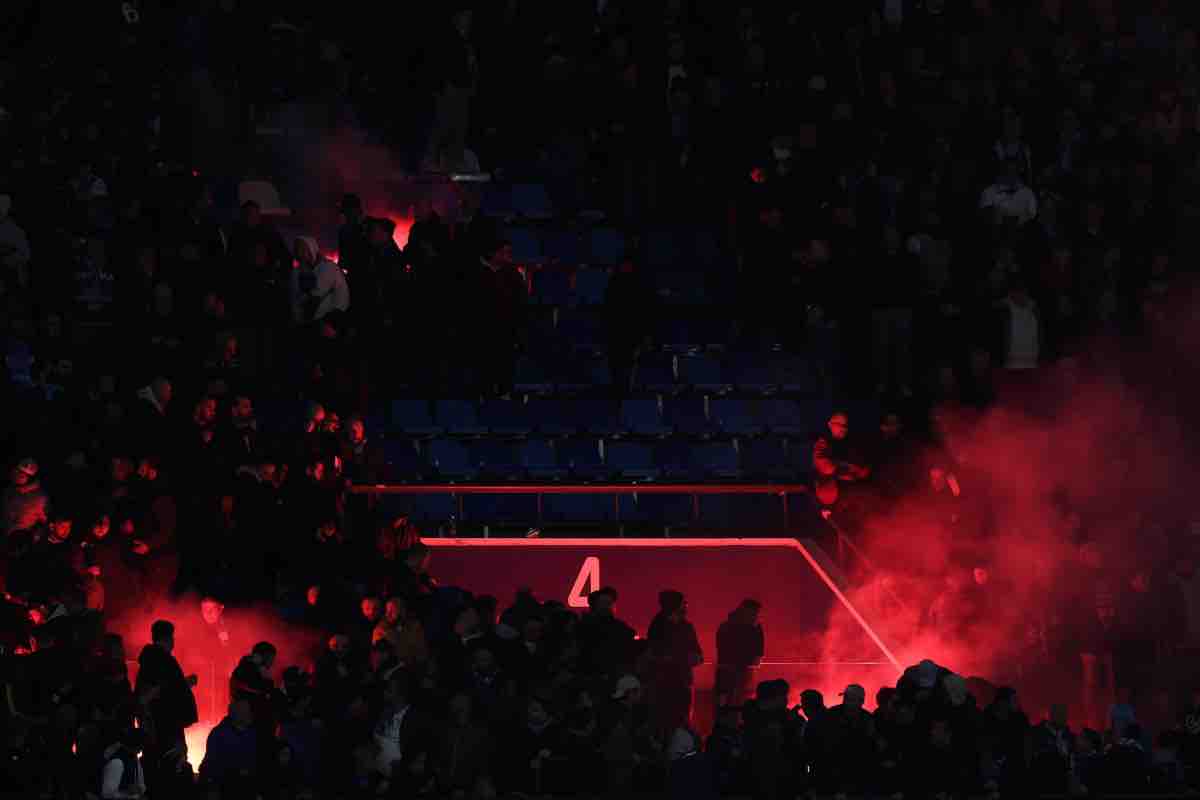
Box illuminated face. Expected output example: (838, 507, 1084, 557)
(973, 567, 989, 586)
(195, 398, 217, 426)
(385, 599, 405, 625)
(49, 518, 72, 543)
(137, 459, 158, 481)
(930, 467, 947, 491)
(828, 414, 849, 440)
(360, 597, 380, 621)
(92, 515, 111, 540)
(307, 586, 321, 607)
(200, 599, 224, 625)
(349, 419, 365, 443)
(232, 396, 253, 420)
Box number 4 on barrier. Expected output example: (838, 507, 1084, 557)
(567, 557, 600, 608)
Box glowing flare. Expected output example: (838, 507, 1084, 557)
(185, 722, 215, 773)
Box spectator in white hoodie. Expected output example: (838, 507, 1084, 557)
(290, 236, 349, 325)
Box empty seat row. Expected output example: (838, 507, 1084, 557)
(382, 436, 809, 482)
(388, 396, 829, 438)
(377, 489, 799, 530)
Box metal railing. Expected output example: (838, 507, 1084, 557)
(351, 483, 810, 534)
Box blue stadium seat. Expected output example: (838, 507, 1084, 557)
(480, 184, 512, 217)
(462, 494, 539, 526)
(527, 397, 576, 436)
(472, 441, 524, 479)
(632, 355, 678, 395)
(664, 396, 716, 437)
(655, 271, 707, 303)
(740, 437, 793, 480)
(511, 183, 553, 219)
(408, 494, 458, 526)
(389, 399, 442, 436)
(587, 228, 625, 266)
(618, 493, 694, 527)
(699, 494, 785, 530)
(620, 398, 670, 437)
(479, 398, 533, 436)
(543, 493, 616, 523)
(435, 400, 486, 436)
(728, 354, 779, 395)
(521, 439, 565, 480)
(557, 310, 603, 352)
(575, 267, 610, 305)
(770, 355, 814, 394)
(382, 439, 426, 480)
(532, 269, 572, 306)
(654, 439, 693, 479)
(558, 437, 608, 480)
(572, 397, 621, 437)
(646, 229, 681, 268)
(711, 398, 764, 436)
(691, 442, 741, 479)
(542, 231, 582, 264)
(607, 441, 660, 479)
(428, 439, 476, 479)
(513, 356, 556, 395)
(656, 318, 701, 353)
(762, 398, 808, 436)
(506, 227, 543, 265)
(678, 356, 731, 394)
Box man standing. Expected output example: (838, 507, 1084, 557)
(647, 590, 703, 732)
(716, 599, 764, 714)
(135, 620, 198, 772)
(811, 411, 871, 508)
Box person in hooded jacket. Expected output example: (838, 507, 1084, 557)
(715, 599, 764, 714)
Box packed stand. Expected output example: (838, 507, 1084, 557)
(5, 0, 1200, 797)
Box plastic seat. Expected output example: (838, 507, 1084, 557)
(632, 355, 678, 395)
(646, 229, 681, 269)
(762, 398, 808, 436)
(664, 396, 715, 437)
(514, 357, 556, 395)
(527, 397, 577, 436)
(587, 228, 625, 266)
(711, 398, 764, 436)
(521, 439, 565, 479)
(543, 493, 616, 523)
(533, 269, 572, 306)
(558, 437, 608, 480)
(699, 494, 784, 530)
(506, 227, 543, 264)
(480, 184, 512, 217)
(542, 231, 582, 264)
(729, 354, 779, 395)
(479, 398, 533, 436)
(435, 400, 486, 436)
(462, 494, 539, 526)
(769, 355, 814, 394)
(654, 439, 694, 479)
(618, 493, 693, 527)
(511, 183, 553, 219)
(428, 439, 476, 479)
(607, 441, 660, 479)
(740, 437, 793, 480)
(678, 356, 730, 394)
(691, 441, 741, 479)
(409, 494, 458, 525)
(472, 440, 524, 479)
(575, 267, 610, 305)
(620, 397, 670, 437)
(382, 439, 426, 480)
(389, 399, 441, 436)
(572, 397, 621, 437)
(557, 310, 603, 352)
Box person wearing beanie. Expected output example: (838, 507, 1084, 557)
(647, 589, 703, 733)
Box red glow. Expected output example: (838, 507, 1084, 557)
(185, 723, 213, 772)
(386, 214, 413, 249)
(324, 250, 339, 264)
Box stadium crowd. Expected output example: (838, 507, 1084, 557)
(5, 0, 1200, 797)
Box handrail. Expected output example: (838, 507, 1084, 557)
(352, 483, 808, 495)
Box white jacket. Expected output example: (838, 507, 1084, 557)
(291, 258, 350, 323)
